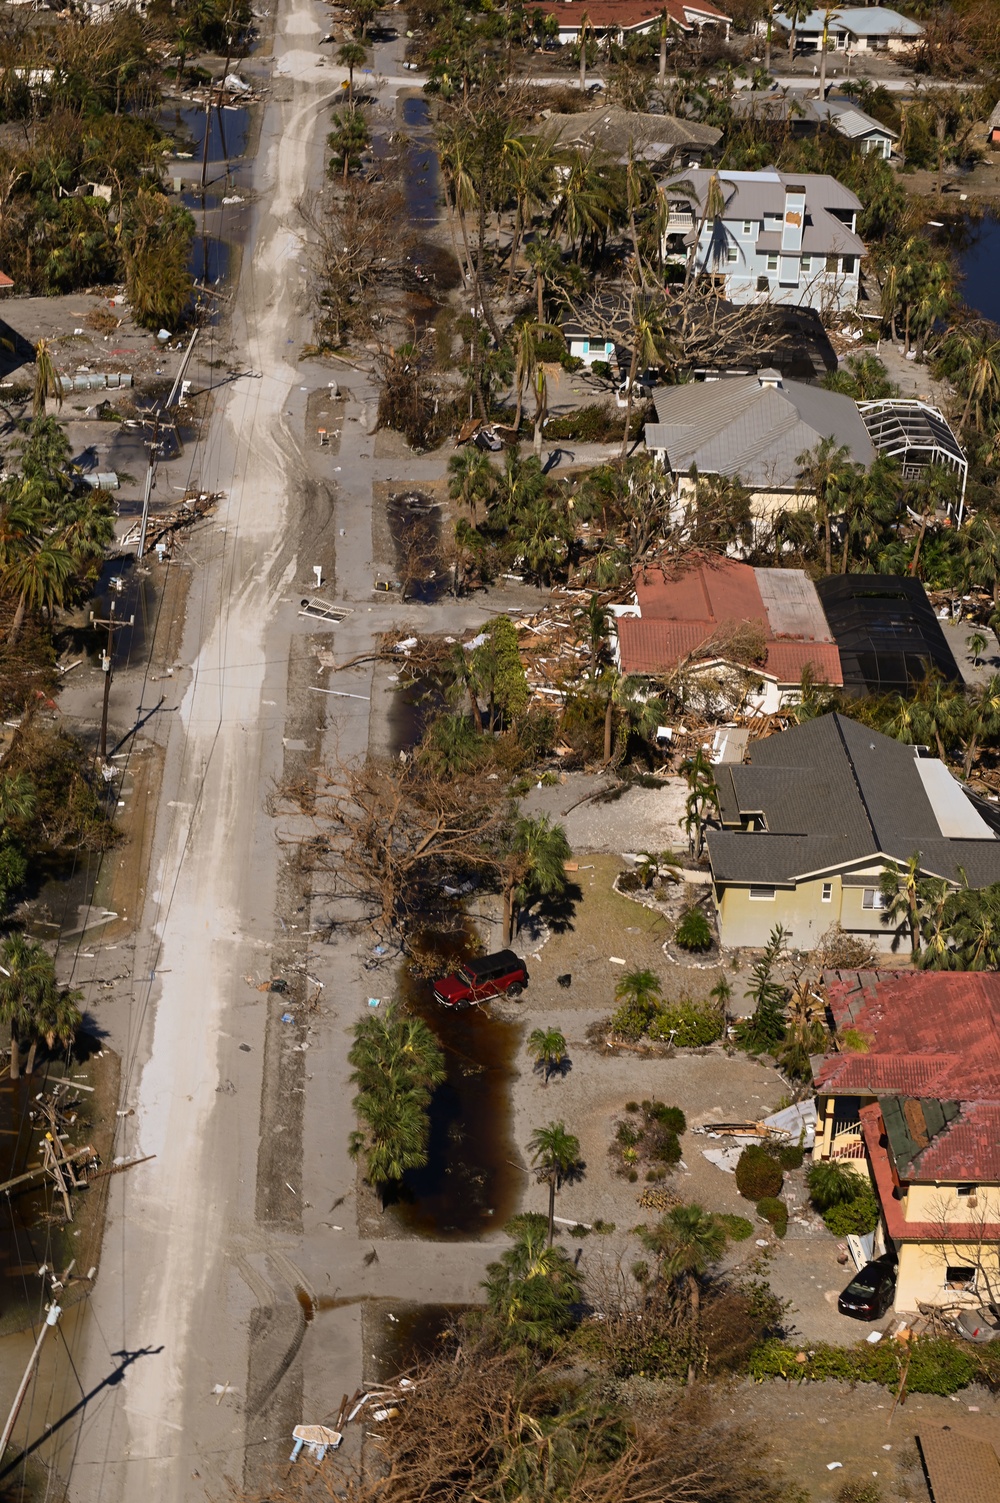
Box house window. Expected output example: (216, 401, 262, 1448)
(826, 253, 839, 273)
(945, 1265, 976, 1289)
(956, 1184, 976, 1197)
(727, 245, 739, 263)
(767, 253, 778, 271)
(862, 888, 886, 910)
(842, 255, 857, 274)
(822, 882, 833, 902)
(749, 886, 776, 901)
(742, 219, 753, 235)
(801, 255, 812, 273)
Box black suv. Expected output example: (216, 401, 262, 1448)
(837, 1256, 897, 1321)
(432, 950, 529, 1008)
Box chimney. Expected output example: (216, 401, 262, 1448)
(781, 184, 806, 253)
(757, 368, 782, 389)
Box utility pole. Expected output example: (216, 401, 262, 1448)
(135, 414, 161, 563)
(90, 602, 134, 762)
(0, 1304, 61, 1461)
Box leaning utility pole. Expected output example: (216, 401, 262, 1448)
(90, 601, 134, 761)
(0, 1304, 61, 1460)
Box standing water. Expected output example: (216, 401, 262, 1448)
(390, 932, 524, 1239)
(945, 212, 1000, 326)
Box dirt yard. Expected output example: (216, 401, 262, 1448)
(729, 1376, 1000, 1503)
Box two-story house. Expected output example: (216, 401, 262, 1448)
(664, 168, 866, 314)
(814, 970, 1000, 1315)
(706, 713, 1000, 951)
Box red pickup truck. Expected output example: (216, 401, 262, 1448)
(432, 950, 529, 1008)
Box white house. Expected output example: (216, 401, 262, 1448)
(664, 167, 866, 314)
(771, 7, 923, 54)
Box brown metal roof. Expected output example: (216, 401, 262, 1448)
(917, 1428, 1000, 1503)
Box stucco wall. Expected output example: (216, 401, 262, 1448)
(896, 1240, 1000, 1312)
(715, 874, 902, 951)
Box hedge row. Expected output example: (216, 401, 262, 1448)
(748, 1336, 982, 1395)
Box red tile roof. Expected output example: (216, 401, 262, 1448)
(617, 559, 843, 685)
(0, 270, 12, 289)
(818, 971, 1000, 1104)
(531, 0, 731, 31)
(859, 1103, 1000, 1240)
(818, 972, 1000, 1186)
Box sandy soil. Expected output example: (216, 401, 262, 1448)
(730, 1377, 1000, 1503)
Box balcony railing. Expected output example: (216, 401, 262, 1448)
(829, 1125, 866, 1161)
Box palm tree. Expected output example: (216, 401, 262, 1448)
(174, 21, 197, 85)
(816, 5, 837, 99)
(684, 170, 733, 290)
(524, 238, 565, 325)
(681, 747, 719, 858)
(511, 321, 561, 436)
(32, 339, 62, 417)
(614, 967, 661, 1012)
(0, 935, 61, 1079)
(25, 985, 82, 1076)
(337, 40, 366, 108)
(600, 670, 664, 765)
(962, 674, 1000, 779)
(784, 0, 813, 56)
(528, 1121, 582, 1245)
(968, 631, 988, 668)
(348, 1004, 445, 1202)
(329, 108, 370, 182)
(619, 292, 666, 460)
(501, 815, 571, 944)
(806, 1157, 859, 1210)
(579, 593, 608, 676)
(879, 853, 925, 958)
(641, 1203, 726, 1380)
(483, 1212, 583, 1342)
(796, 436, 857, 576)
(3, 541, 75, 645)
(447, 448, 495, 523)
(577, 11, 590, 91)
(527, 1027, 568, 1085)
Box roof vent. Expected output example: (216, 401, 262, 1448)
(757, 367, 782, 389)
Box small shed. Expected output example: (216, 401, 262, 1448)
(917, 1428, 1000, 1503)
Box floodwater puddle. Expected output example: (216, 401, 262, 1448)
(387, 929, 524, 1240)
(160, 103, 250, 163)
(365, 1299, 468, 1383)
(386, 490, 448, 603)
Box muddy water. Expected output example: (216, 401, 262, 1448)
(365, 1299, 468, 1382)
(387, 669, 446, 756)
(390, 932, 524, 1239)
(160, 103, 251, 163)
(386, 491, 449, 603)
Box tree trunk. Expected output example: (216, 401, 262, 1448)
(7, 594, 25, 647)
(536, 269, 545, 325)
(764, 9, 771, 71)
(788, 22, 795, 55)
(619, 345, 639, 460)
(505, 201, 524, 298)
(910, 514, 929, 577)
(9, 1036, 19, 1080)
(659, 30, 666, 85)
(963, 733, 979, 780)
(25, 1041, 36, 1076)
(579, 34, 586, 91)
(502, 883, 515, 945)
(817, 22, 827, 98)
(604, 695, 614, 763)
(823, 504, 832, 575)
(547, 1173, 556, 1246)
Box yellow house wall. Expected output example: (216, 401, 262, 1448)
(895, 1240, 1000, 1312)
(904, 1182, 1000, 1227)
(714, 872, 911, 952)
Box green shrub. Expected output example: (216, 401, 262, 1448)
(648, 999, 723, 1047)
(778, 1145, 804, 1170)
(819, 1179, 880, 1237)
(715, 1213, 754, 1241)
(591, 360, 613, 379)
(748, 1336, 976, 1394)
(674, 907, 714, 952)
(609, 997, 658, 1040)
(735, 1145, 783, 1202)
(649, 1104, 686, 1134)
(625, 1101, 639, 1113)
(616, 1121, 640, 1147)
(756, 1197, 788, 1238)
(649, 1131, 682, 1165)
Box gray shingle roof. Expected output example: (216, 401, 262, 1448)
(731, 93, 898, 145)
(645, 373, 875, 489)
(707, 714, 1000, 887)
(674, 166, 862, 222)
(773, 8, 922, 39)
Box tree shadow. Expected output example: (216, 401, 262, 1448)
(519, 879, 582, 942)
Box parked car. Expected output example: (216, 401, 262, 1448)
(956, 1306, 1000, 1343)
(432, 950, 529, 1008)
(837, 1257, 897, 1320)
